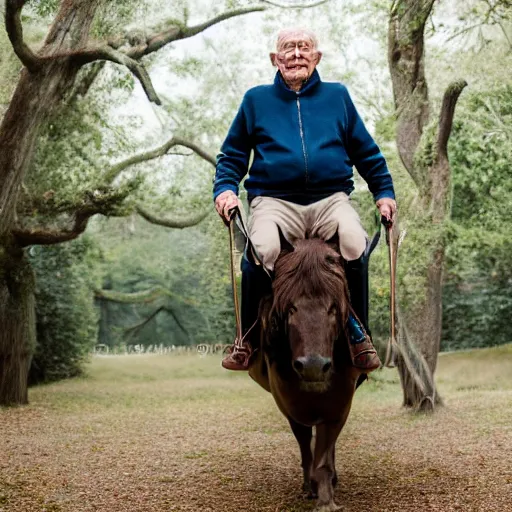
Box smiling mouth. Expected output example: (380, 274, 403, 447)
(287, 65, 306, 71)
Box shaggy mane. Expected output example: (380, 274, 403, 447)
(271, 239, 350, 322)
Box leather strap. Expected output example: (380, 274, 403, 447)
(227, 207, 260, 352)
(228, 216, 243, 347)
(383, 216, 403, 368)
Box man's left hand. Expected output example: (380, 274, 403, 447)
(376, 197, 397, 224)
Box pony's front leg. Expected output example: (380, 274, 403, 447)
(312, 422, 344, 512)
(288, 418, 316, 498)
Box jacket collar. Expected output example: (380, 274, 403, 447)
(274, 68, 321, 98)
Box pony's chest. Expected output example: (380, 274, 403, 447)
(268, 371, 356, 426)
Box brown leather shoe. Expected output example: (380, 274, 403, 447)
(221, 340, 252, 371)
(349, 335, 381, 373)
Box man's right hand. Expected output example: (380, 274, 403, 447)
(215, 190, 241, 222)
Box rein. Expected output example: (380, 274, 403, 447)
(227, 207, 259, 353)
(228, 216, 243, 347)
(383, 217, 405, 368)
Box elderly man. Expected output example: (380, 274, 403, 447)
(214, 28, 396, 371)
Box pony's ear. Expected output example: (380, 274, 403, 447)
(325, 232, 341, 256)
(278, 227, 295, 254)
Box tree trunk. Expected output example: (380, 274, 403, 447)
(0, 242, 36, 405)
(0, 0, 271, 405)
(0, 0, 101, 405)
(388, 1, 466, 411)
(395, 252, 444, 410)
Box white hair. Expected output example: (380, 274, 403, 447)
(275, 28, 319, 51)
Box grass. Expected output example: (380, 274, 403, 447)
(0, 344, 511, 511)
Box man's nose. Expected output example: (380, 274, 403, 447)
(294, 46, 301, 58)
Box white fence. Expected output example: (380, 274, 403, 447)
(92, 343, 231, 356)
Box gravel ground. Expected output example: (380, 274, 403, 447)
(1, 347, 511, 512)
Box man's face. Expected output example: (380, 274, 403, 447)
(270, 32, 321, 88)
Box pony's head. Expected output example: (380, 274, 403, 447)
(266, 238, 350, 386)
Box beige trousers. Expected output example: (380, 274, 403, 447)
(248, 192, 367, 271)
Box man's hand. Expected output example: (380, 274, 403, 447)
(376, 197, 397, 224)
(215, 190, 241, 222)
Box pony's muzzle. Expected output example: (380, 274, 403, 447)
(293, 355, 332, 381)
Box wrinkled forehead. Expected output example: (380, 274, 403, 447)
(276, 29, 318, 51)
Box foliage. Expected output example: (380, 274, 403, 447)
(449, 85, 512, 230)
(28, 237, 103, 384)
(3, 0, 511, 368)
(441, 84, 512, 351)
(30, 0, 60, 17)
(94, 215, 232, 348)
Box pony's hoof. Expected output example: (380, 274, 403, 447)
(302, 481, 318, 500)
(314, 501, 341, 512)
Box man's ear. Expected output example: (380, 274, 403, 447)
(269, 52, 277, 66)
(315, 51, 323, 65)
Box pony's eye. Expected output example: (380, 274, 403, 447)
(328, 304, 337, 316)
(325, 255, 338, 265)
(288, 305, 297, 316)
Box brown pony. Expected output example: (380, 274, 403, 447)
(249, 238, 364, 512)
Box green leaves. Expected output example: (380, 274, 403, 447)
(30, 0, 60, 17)
(440, 83, 512, 350)
(449, 85, 512, 230)
(29, 237, 103, 384)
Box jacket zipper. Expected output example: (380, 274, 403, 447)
(296, 94, 309, 185)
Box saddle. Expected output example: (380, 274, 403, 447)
(223, 208, 383, 372)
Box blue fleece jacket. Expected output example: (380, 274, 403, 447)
(213, 70, 394, 205)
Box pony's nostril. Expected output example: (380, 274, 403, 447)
(322, 361, 332, 373)
(293, 359, 304, 373)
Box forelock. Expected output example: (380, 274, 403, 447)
(276, 28, 319, 51)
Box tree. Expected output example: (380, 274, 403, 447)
(387, 0, 467, 410)
(1, 0, 308, 405)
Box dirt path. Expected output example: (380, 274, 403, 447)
(1, 347, 511, 511)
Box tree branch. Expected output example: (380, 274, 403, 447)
(5, 0, 42, 72)
(136, 205, 210, 229)
(95, 287, 195, 306)
(125, 7, 267, 59)
(437, 80, 468, 157)
(124, 306, 167, 339)
(13, 188, 130, 247)
(95, 287, 172, 304)
(124, 305, 188, 340)
(12, 211, 91, 246)
(259, 0, 330, 7)
(172, 136, 216, 166)
(102, 136, 215, 185)
(70, 45, 161, 104)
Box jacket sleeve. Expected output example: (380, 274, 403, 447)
(342, 86, 395, 202)
(213, 96, 252, 200)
